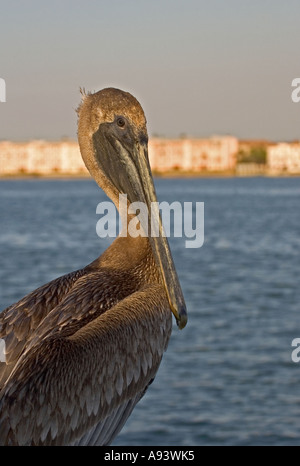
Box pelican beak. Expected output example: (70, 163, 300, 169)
(131, 141, 188, 330)
(92, 122, 187, 329)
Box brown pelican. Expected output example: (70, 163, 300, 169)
(0, 88, 187, 445)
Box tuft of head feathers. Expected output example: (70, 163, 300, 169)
(76, 87, 90, 115)
(76, 87, 147, 134)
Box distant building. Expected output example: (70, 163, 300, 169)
(0, 140, 87, 176)
(0, 136, 238, 176)
(267, 143, 300, 174)
(149, 136, 238, 173)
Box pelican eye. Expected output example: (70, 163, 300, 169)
(117, 117, 126, 128)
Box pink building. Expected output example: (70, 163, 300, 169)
(149, 136, 238, 173)
(0, 136, 238, 176)
(0, 140, 87, 176)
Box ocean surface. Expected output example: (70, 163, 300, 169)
(0, 176, 300, 446)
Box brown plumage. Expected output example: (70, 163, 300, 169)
(0, 88, 187, 445)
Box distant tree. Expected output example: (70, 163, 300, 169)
(179, 133, 188, 139)
(238, 147, 267, 164)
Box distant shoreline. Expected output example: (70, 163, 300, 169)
(1, 139, 300, 177)
(0, 171, 299, 180)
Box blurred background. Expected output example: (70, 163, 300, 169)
(0, 0, 300, 141)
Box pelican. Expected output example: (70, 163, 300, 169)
(0, 88, 187, 445)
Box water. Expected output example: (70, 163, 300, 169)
(0, 176, 300, 446)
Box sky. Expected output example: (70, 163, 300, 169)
(0, 0, 300, 141)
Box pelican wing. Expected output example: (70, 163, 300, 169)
(0, 285, 172, 445)
(0, 269, 86, 389)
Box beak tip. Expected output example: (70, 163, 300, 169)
(177, 317, 187, 330)
(175, 306, 188, 330)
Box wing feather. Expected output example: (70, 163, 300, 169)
(0, 285, 172, 445)
(0, 269, 86, 388)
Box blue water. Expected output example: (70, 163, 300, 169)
(0, 177, 300, 446)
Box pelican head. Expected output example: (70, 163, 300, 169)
(77, 87, 187, 329)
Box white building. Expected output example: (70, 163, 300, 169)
(267, 143, 300, 174)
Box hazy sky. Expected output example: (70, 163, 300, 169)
(0, 0, 300, 141)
